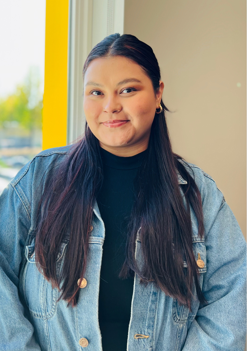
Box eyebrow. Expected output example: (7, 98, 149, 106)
(85, 78, 142, 87)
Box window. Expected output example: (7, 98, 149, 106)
(0, 0, 46, 193)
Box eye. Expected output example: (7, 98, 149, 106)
(90, 90, 102, 96)
(121, 87, 137, 94)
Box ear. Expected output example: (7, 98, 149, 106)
(156, 81, 165, 105)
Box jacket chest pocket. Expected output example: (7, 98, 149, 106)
(23, 239, 68, 320)
(172, 238, 207, 324)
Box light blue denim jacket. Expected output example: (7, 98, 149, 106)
(0, 146, 246, 351)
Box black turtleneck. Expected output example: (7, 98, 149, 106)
(97, 147, 146, 351)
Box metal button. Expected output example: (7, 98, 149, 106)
(134, 334, 149, 339)
(79, 338, 89, 347)
(77, 278, 87, 289)
(196, 253, 205, 268)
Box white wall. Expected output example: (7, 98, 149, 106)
(124, 0, 246, 235)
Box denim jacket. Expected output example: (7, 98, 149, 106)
(0, 146, 246, 351)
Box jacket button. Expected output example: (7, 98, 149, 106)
(90, 225, 93, 232)
(79, 338, 89, 347)
(77, 278, 87, 289)
(197, 253, 205, 268)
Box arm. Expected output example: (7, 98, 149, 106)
(0, 177, 41, 350)
(183, 174, 246, 351)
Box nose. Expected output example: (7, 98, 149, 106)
(103, 96, 122, 114)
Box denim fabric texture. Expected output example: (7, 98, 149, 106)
(0, 146, 246, 351)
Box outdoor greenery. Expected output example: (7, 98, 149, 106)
(0, 68, 43, 133)
(0, 159, 8, 168)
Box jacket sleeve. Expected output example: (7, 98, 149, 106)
(182, 171, 246, 351)
(0, 171, 41, 350)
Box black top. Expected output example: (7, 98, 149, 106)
(97, 147, 146, 351)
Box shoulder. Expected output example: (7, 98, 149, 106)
(6, 145, 74, 221)
(178, 159, 225, 228)
(179, 159, 224, 198)
(10, 145, 72, 188)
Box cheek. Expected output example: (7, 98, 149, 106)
(133, 93, 156, 114)
(131, 99, 156, 125)
(83, 100, 101, 122)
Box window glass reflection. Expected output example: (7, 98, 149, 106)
(0, 0, 46, 193)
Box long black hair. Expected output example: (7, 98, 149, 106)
(35, 34, 205, 308)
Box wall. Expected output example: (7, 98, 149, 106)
(42, 0, 69, 149)
(124, 0, 246, 235)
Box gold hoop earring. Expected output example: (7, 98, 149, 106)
(156, 103, 163, 114)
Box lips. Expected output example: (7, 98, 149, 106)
(102, 120, 129, 128)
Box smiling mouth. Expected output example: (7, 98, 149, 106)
(102, 120, 129, 128)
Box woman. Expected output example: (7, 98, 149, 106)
(0, 34, 246, 351)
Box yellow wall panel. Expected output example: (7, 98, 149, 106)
(42, 0, 69, 150)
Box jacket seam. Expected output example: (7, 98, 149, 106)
(188, 165, 225, 199)
(11, 150, 68, 187)
(202, 173, 215, 184)
(188, 165, 215, 182)
(219, 196, 226, 211)
(10, 183, 31, 221)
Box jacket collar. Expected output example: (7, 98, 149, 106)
(177, 171, 187, 185)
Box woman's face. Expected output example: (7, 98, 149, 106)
(83, 55, 164, 156)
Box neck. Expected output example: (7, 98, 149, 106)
(99, 141, 149, 157)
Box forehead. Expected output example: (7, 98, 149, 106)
(84, 56, 149, 85)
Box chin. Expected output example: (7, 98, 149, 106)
(101, 137, 132, 146)
(102, 143, 128, 148)
(100, 139, 132, 149)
